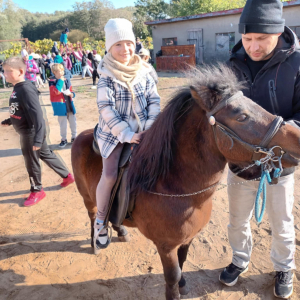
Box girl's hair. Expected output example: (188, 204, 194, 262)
(51, 63, 64, 73)
(3, 57, 26, 72)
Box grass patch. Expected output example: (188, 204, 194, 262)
(74, 86, 87, 93)
(0, 94, 10, 108)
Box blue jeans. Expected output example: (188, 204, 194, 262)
(82, 65, 92, 78)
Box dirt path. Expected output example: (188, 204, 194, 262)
(0, 75, 299, 300)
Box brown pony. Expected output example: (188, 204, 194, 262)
(71, 65, 300, 300)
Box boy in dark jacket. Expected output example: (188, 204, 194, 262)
(1, 57, 75, 206)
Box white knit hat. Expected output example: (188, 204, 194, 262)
(104, 18, 136, 52)
(21, 49, 28, 58)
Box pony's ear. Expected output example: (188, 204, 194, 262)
(190, 85, 219, 112)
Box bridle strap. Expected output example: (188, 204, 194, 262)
(207, 91, 284, 160)
(259, 116, 283, 148)
(206, 91, 243, 118)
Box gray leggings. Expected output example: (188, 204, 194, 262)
(96, 142, 124, 220)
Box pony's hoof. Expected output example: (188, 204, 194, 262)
(179, 284, 190, 295)
(118, 234, 130, 242)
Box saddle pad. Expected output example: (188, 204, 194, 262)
(105, 143, 135, 227)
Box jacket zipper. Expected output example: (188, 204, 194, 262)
(268, 79, 280, 115)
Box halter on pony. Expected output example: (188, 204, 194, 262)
(207, 91, 285, 223)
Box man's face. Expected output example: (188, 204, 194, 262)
(242, 32, 281, 61)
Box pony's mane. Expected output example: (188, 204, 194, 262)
(128, 64, 244, 194)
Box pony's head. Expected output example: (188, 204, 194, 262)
(190, 64, 300, 177)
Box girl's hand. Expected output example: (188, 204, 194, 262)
(130, 132, 144, 144)
(28, 68, 32, 72)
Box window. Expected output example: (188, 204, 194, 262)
(216, 32, 235, 52)
(162, 37, 178, 46)
(289, 26, 300, 40)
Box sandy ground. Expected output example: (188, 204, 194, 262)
(0, 75, 300, 300)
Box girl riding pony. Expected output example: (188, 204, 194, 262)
(94, 18, 161, 254)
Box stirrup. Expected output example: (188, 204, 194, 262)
(93, 224, 112, 255)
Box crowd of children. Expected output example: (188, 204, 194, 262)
(0, 19, 159, 220)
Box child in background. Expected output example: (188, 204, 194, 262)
(0, 60, 7, 88)
(49, 63, 77, 148)
(45, 54, 54, 77)
(60, 28, 69, 47)
(21, 49, 39, 85)
(1, 57, 74, 206)
(88, 50, 101, 89)
(81, 50, 92, 79)
(138, 48, 158, 84)
(62, 53, 72, 71)
(32, 53, 45, 88)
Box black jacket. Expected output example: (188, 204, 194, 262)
(81, 54, 87, 67)
(6, 81, 45, 147)
(227, 26, 300, 179)
(38, 58, 45, 70)
(88, 52, 99, 70)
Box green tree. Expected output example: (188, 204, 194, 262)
(70, 0, 114, 40)
(0, 0, 22, 50)
(170, 0, 246, 17)
(135, 0, 170, 21)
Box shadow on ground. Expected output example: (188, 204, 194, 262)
(0, 266, 283, 300)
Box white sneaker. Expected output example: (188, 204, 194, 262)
(93, 219, 111, 255)
(91, 85, 97, 89)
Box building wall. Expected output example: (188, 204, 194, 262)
(152, 5, 300, 64)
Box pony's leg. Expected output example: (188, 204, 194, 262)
(177, 242, 192, 295)
(112, 224, 130, 242)
(158, 247, 181, 300)
(88, 211, 96, 248)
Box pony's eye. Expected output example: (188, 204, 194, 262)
(237, 114, 248, 122)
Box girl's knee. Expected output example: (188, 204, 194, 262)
(101, 171, 118, 187)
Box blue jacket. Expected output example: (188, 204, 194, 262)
(49, 76, 76, 116)
(60, 33, 68, 44)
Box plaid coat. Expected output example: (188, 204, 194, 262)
(96, 61, 160, 158)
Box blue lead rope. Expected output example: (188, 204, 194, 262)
(254, 165, 282, 224)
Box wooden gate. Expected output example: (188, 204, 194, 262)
(187, 29, 203, 64)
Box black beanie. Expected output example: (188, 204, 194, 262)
(239, 0, 285, 34)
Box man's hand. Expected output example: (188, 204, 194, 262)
(33, 146, 41, 151)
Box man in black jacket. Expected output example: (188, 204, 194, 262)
(1, 57, 75, 207)
(219, 1, 300, 299)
